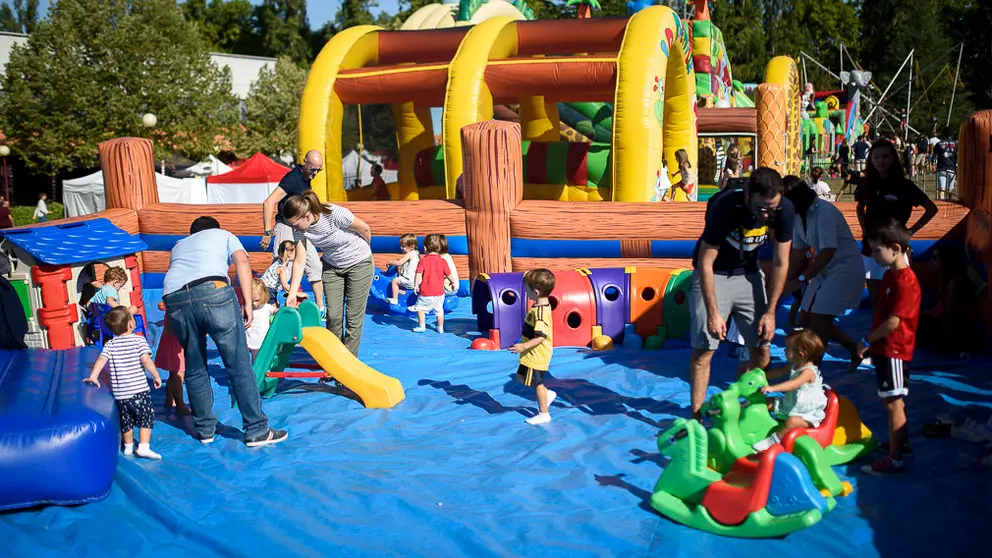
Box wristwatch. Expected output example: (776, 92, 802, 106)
(264, 229, 274, 236)
(798, 274, 808, 283)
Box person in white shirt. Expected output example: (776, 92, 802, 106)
(809, 167, 835, 201)
(246, 278, 277, 361)
(33, 193, 50, 222)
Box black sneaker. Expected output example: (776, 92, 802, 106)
(876, 441, 914, 455)
(245, 428, 288, 447)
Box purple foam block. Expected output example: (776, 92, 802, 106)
(586, 268, 628, 341)
(471, 272, 526, 349)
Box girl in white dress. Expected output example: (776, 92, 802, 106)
(753, 329, 829, 451)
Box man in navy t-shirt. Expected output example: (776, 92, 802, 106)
(687, 168, 796, 417)
(933, 138, 957, 200)
(852, 135, 870, 171)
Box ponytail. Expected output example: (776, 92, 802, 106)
(281, 190, 332, 221)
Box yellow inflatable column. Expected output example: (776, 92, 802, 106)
(442, 17, 518, 199)
(519, 96, 560, 142)
(613, 6, 697, 202)
(764, 56, 802, 176)
(298, 26, 380, 202)
(391, 101, 435, 200)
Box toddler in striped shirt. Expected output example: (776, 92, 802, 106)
(84, 306, 163, 460)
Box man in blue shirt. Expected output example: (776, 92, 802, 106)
(687, 168, 795, 417)
(163, 216, 287, 447)
(852, 135, 871, 172)
(933, 137, 957, 201)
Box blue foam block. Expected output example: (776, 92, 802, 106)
(0, 348, 119, 511)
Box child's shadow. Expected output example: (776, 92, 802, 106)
(418, 379, 535, 417)
(593, 473, 655, 514)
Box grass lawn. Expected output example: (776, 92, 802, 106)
(8, 202, 65, 227)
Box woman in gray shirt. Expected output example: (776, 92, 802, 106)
(282, 191, 374, 356)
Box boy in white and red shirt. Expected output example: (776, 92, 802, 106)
(857, 219, 921, 475)
(412, 233, 453, 334)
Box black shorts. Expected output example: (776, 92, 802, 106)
(117, 391, 155, 432)
(516, 365, 547, 387)
(874, 357, 909, 398)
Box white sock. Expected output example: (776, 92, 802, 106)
(525, 412, 551, 425)
(547, 390, 557, 406)
(136, 443, 162, 460)
(436, 325, 444, 334)
(753, 432, 780, 451)
(123, 443, 134, 456)
(413, 325, 426, 332)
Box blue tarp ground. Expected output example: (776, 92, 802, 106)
(1, 289, 989, 557)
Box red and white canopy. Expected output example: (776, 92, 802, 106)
(206, 153, 291, 204)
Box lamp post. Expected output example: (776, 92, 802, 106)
(141, 113, 162, 172)
(0, 145, 10, 201)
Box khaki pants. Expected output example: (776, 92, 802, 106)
(322, 256, 375, 356)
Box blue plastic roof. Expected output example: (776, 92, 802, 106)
(0, 218, 146, 265)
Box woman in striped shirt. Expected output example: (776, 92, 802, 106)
(282, 191, 374, 356)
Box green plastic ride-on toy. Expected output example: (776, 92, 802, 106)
(651, 418, 833, 538)
(703, 369, 875, 498)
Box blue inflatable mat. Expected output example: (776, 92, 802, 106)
(1, 292, 989, 556)
(0, 348, 119, 511)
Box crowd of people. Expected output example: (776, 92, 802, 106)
(63, 136, 980, 471)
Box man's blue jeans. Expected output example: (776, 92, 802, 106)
(163, 282, 268, 440)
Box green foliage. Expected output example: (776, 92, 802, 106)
(0, 0, 40, 34)
(10, 202, 64, 226)
(181, 0, 258, 56)
(0, 0, 240, 174)
(232, 57, 307, 160)
(255, 0, 314, 65)
(947, 1, 992, 111)
(710, 0, 767, 84)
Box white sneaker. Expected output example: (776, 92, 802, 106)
(387, 298, 398, 305)
(547, 390, 558, 406)
(752, 437, 776, 452)
(526, 412, 552, 425)
(436, 326, 444, 334)
(123, 443, 134, 456)
(135, 444, 162, 461)
(413, 326, 426, 333)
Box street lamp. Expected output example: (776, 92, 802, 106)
(142, 113, 157, 128)
(0, 145, 10, 201)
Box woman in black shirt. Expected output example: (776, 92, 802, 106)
(855, 139, 939, 305)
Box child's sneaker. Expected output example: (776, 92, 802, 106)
(318, 306, 327, 322)
(525, 412, 551, 425)
(387, 298, 398, 306)
(413, 326, 427, 333)
(862, 456, 904, 475)
(875, 441, 914, 455)
(436, 325, 444, 334)
(135, 443, 162, 461)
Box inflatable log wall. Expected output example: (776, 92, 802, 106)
(958, 110, 992, 337)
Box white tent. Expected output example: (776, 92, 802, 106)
(62, 171, 209, 217)
(342, 150, 398, 190)
(179, 155, 233, 177)
(62, 171, 106, 218)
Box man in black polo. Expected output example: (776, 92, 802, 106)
(260, 150, 325, 318)
(687, 168, 795, 417)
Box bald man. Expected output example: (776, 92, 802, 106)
(261, 150, 326, 318)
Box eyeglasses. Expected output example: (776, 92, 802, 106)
(306, 165, 322, 176)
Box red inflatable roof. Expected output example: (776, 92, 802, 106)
(207, 153, 291, 184)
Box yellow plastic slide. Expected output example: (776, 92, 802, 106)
(299, 327, 406, 409)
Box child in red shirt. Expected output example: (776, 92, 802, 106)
(413, 234, 452, 333)
(857, 219, 921, 475)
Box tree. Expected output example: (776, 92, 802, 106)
(0, 0, 240, 173)
(182, 0, 260, 56)
(254, 0, 314, 64)
(710, 0, 768, 84)
(232, 57, 307, 159)
(0, 0, 40, 34)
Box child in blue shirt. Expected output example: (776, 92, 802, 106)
(89, 266, 138, 314)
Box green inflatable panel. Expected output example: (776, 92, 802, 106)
(662, 269, 693, 342)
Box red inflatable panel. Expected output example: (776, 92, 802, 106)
(543, 269, 597, 348)
(701, 445, 782, 526)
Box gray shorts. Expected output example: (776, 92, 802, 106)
(413, 295, 444, 314)
(689, 270, 768, 351)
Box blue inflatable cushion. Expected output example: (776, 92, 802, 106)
(0, 348, 119, 511)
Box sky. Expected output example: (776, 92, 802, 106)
(21, 1, 404, 30)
